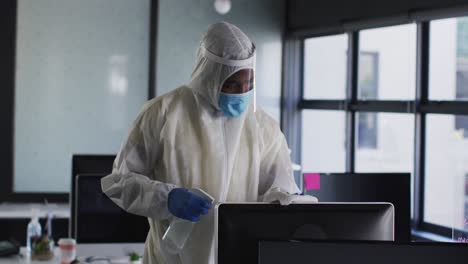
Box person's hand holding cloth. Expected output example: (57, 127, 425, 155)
(263, 187, 319, 205)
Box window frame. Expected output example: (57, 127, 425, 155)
(0, 0, 158, 203)
(284, 9, 468, 238)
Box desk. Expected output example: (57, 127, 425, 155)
(0, 203, 69, 246)
(0, 203, 69, 219)
(258, 241, 468, 264)
(0, 243, 144, 264)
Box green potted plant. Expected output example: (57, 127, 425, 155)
(129, 252, 142, 264)
(31, 235, 54, 261)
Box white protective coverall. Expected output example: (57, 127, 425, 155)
(101, 21, 301, 264)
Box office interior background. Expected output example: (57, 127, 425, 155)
(1, 0, 468, 248)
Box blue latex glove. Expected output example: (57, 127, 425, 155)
(168, 188, 212, 222)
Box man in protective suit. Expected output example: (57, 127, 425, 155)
(101, 21, 301, 264)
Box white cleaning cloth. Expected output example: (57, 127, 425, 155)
(263, 187, 319, 206)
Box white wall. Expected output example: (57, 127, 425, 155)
(14, 0, 150, 192)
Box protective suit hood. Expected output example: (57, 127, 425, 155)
(188, 21, 257, 112)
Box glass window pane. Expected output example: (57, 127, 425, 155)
(356, 113, 414, 172)
(425, 114, 468, 231)
(359, 24, 417, 100)
(430, 17, 468, 101)
(14, 0, 149, 192)
(303, 34, 348, 99)
(356, 113, 415, 216)
(301, 110, 346, 172)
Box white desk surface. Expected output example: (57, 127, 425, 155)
(0, 203, 69, 219)
(0, 243, 144, 264)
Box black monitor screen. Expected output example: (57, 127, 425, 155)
(70, 155, 116, 238)
(75, 175, 149, 243)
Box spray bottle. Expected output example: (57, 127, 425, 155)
(161, 188, 214, 254)
(26, 209, 42, 253)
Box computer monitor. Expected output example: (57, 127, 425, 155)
(74, 174, 149, 243)
(70, 154, 116, 238)
(258, 240, 468, 264)
(302, 173, 410, 242)
(216, 203, 394, 264)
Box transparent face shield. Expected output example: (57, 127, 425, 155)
(218, 68, 255, 117)
(198, 46, 257, 113)
(220, 69, 254, 94)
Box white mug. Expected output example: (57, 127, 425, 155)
(58, 238, 76, 264)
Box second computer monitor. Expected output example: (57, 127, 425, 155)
(303, 173, 410, 242)
(74, 174, 149, 243)
(216, 203, 394, 264)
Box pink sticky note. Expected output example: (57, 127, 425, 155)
(304, 173, 320, 190)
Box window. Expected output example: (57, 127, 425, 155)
(358, 52, 379, 149)
(455, 17, 468, 132)
(422, 16, 468, 238)
(301, 110, 346, 173)
(430, 17, 468, 101)
(455, 60, 468, 137)
(356, 113, 414, 173)
(424, 114, 468, 229)
(358, 113, 378, 149)
(455, 116, 468, 139)
(359, 24, 417, 100)
(460, 173, 468, 241)
(303, 34, 348, 99)
(464, 174, 468, 231)
(359, 52, 379, 99)
(294, 16, 468, 240)
(301, 25, 416, 171)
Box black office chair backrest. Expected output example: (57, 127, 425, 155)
(70, 154, 116, 238)
(74, 174, 149, 243)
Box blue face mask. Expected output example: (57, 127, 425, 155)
(218, 90, 253, 118)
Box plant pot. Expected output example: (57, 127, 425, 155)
(31, 250, 54, 261)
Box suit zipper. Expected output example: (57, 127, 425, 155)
(221, 117, 229, 200)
